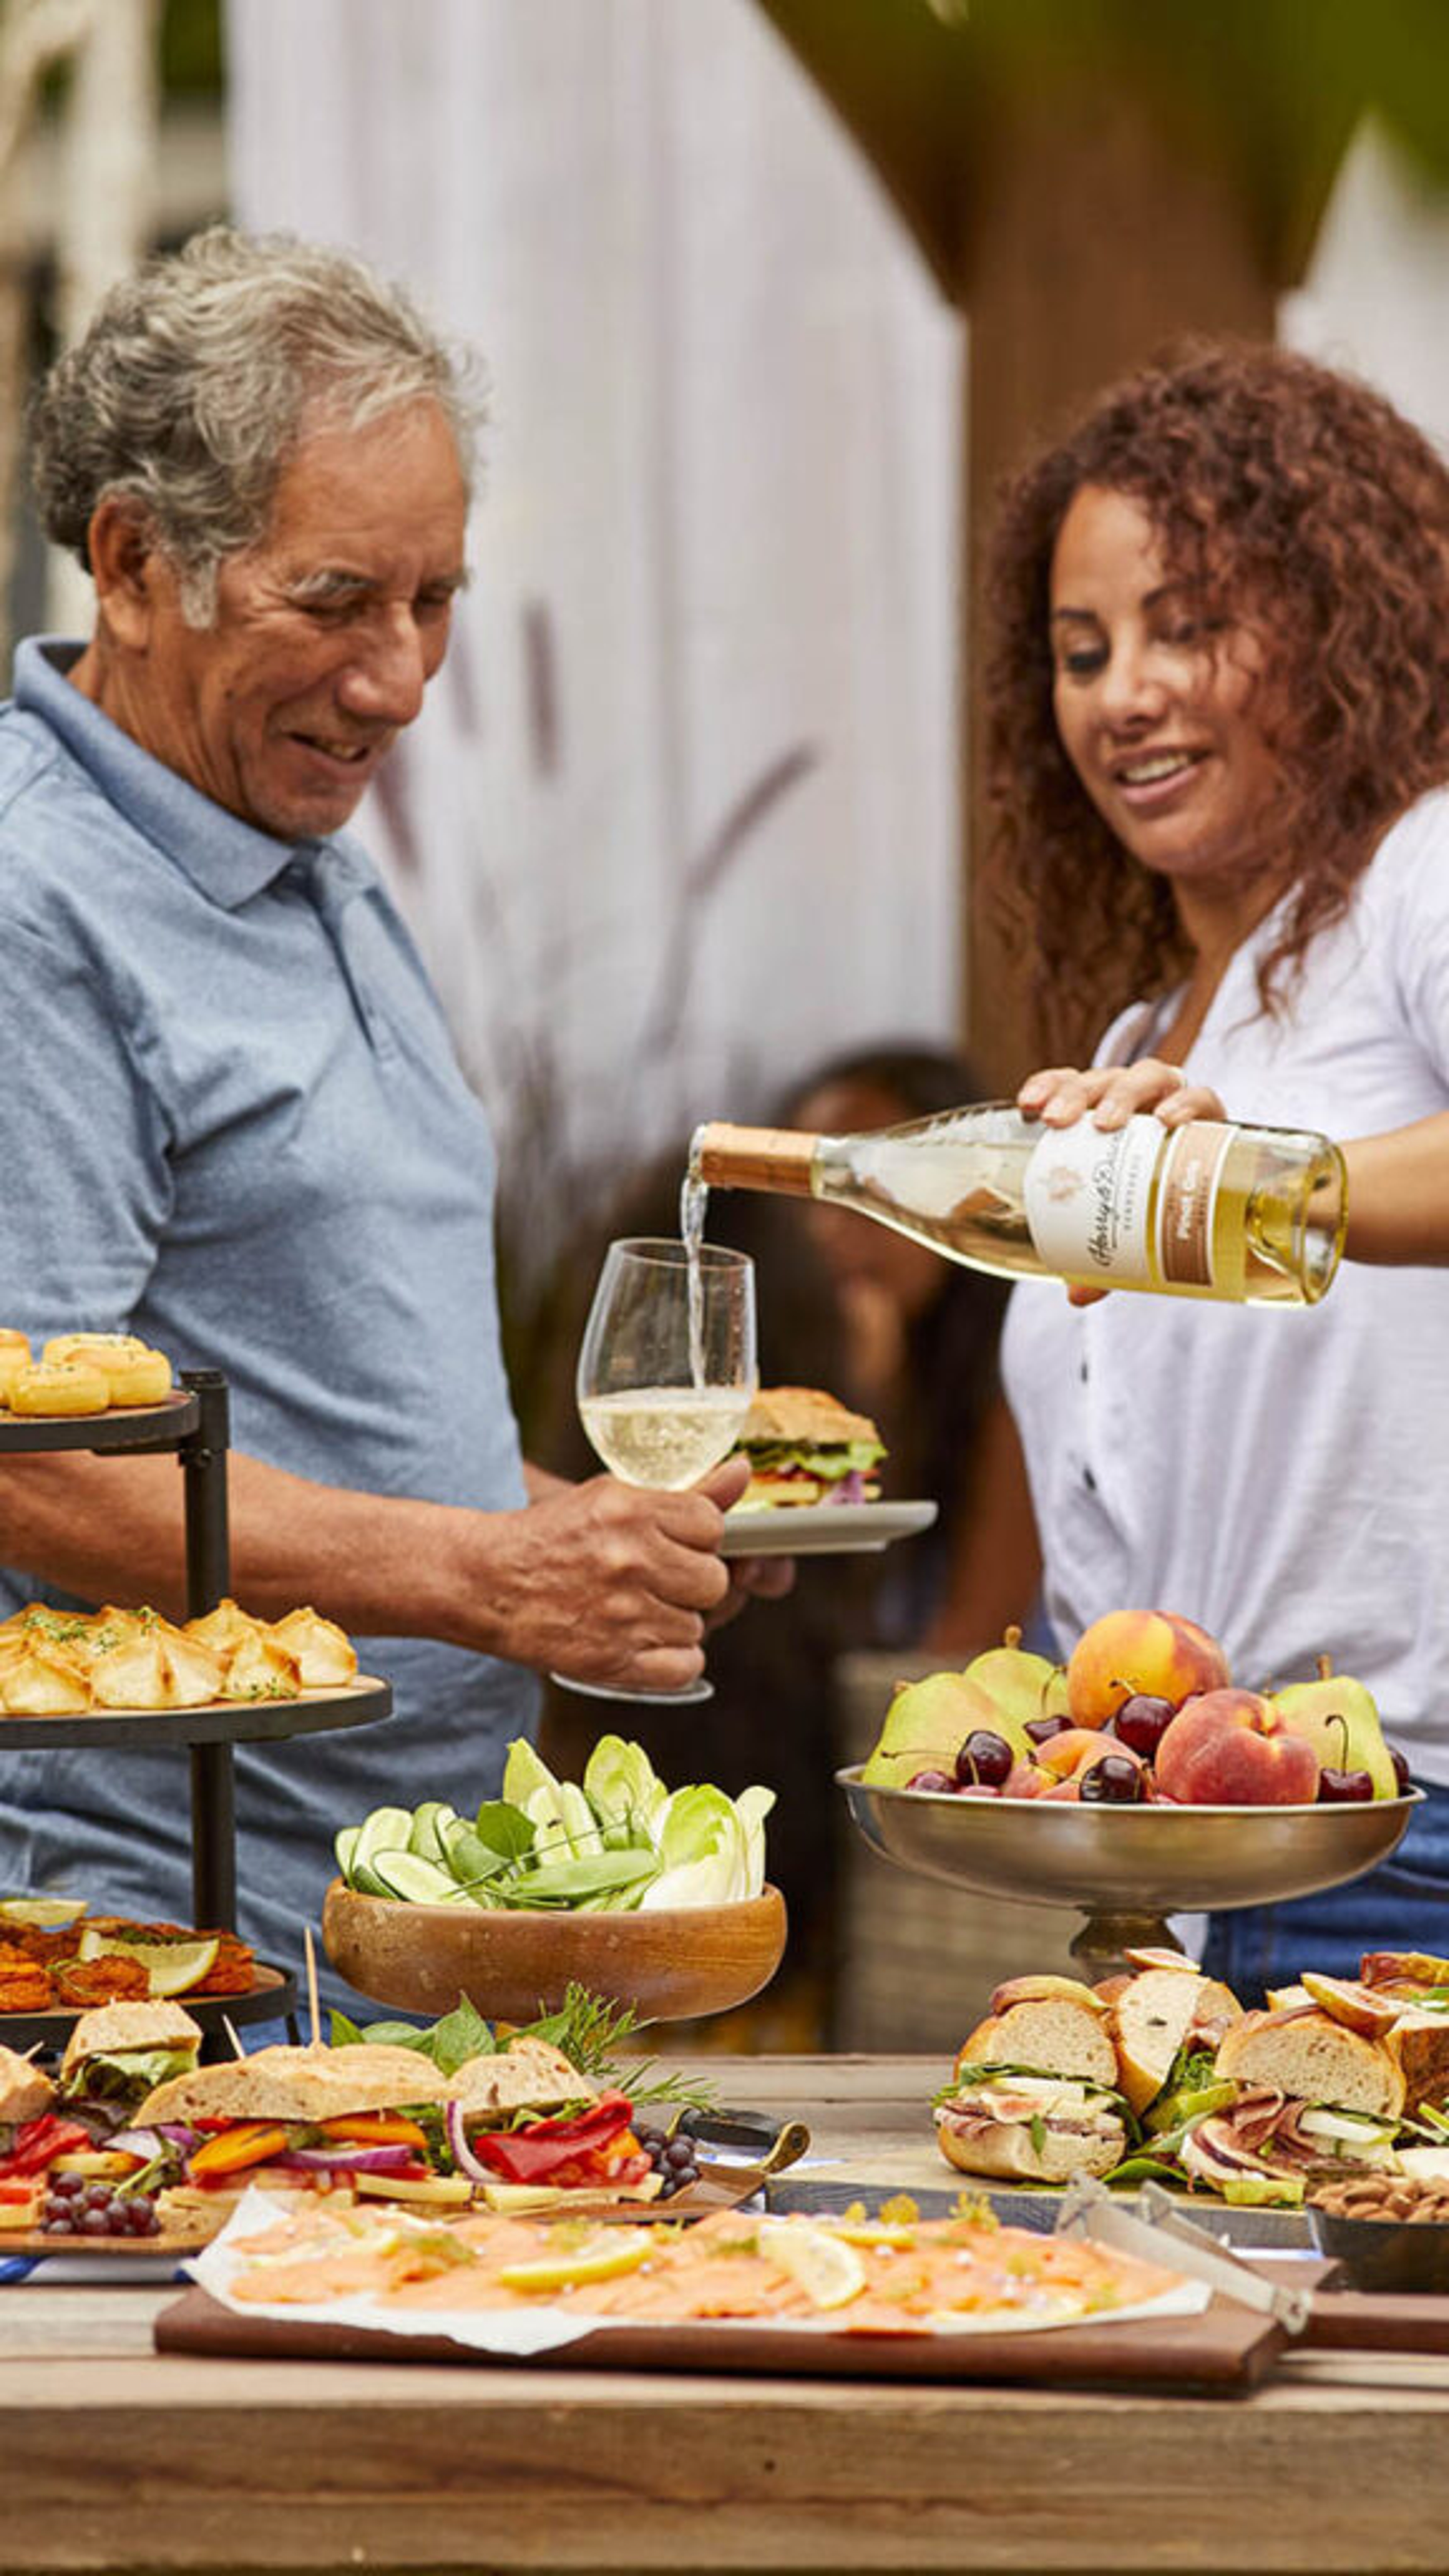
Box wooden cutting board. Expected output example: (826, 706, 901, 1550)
(154, 2284, 1284, 2392)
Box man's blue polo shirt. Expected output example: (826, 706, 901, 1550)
(0, 638, 537, 1976)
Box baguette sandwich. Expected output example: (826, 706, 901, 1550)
(1175, 2006, 1406, 2205)
(934, 1977, 1130, 2185)
(1106, 1961, 1243, 2125)
(141, 2033, 658, 2220)
(731, 1386, 885, 1508)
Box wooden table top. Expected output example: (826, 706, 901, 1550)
(7, 2052, 1449, 2575)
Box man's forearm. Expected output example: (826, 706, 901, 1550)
(0, 1449, 481, 1642)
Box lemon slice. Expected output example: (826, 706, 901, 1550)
(495, 2235, 655, 2294)
(832, 2219, 916, 2250)
(76, 1928, 219, 1995)
(761, 2222, 866, 2311)
(0, 1895, 86, 1928)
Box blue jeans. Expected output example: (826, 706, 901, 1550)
(1201, 1782, 1449, 2003)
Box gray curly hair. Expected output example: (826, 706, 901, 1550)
(31, 226, 485, 625)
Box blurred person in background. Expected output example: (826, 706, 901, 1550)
(0, 226, 784, 1980)
(984, 338, 1449, 1996)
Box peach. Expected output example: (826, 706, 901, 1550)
(1029, 1725, 1117, 1782)
(1153, 1687, 1320, 1807)
(1066, 1608, 1231, 1730)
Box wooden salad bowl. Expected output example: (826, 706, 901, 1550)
(320, 1878, 788, 2025)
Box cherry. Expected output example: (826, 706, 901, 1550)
(956, 1729, 1014, 1789)
(1079, 1754, 1147, 1804)
(1389, 1744, 1413, 1795)
(1317, 1766, 1375, 1804)
(907, 1769, 956, 1793)
(1112, 1693, 1176, 1759)
(1024, 1714, 1072, 1745)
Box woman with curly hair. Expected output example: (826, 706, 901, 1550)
(986, 341, 1449, 1992)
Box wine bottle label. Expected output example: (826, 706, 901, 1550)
(1023, 1115, 1234, 1286)
(1154, 1120, 1232, 1287)
(1023, 1117, 1162, 1281)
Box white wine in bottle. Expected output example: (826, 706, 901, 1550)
(690, 1106, 1347, 1306)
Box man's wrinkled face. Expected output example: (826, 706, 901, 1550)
(122, 400, 468, 841)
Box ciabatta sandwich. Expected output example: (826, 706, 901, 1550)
(143, 2035, 657, 2217)
(731, 1387, 885, 1508)
(1176, 2007, 1406, 2204)
(58, 2000, 202, 2110)
(934, 1978, 1129, 2185)
(1106, 1962, 1243, 2123)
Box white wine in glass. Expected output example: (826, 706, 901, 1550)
(557, 1235, 757, 1706)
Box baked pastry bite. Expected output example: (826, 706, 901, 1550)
(7, 1359, 110, 1416)
(97, 1346, 172, 1407)
(270, 1606, 358, 1688)
(42, 1332, 149, 1367)
(42, 1335, 172, 1407)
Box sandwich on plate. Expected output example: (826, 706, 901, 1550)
(0, 2001, 203, 2227)
(730, 1386, 885, 1508)
(1104, 1957, 1243, 2132)
(933, 1976, 1131, 2184)
(140, 2032, 660, 2222)
(1172, 2004, 1406, 2205)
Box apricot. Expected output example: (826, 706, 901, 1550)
(1153, 1687, 1320, 1806)
(1066, 1608, 1231, 1730)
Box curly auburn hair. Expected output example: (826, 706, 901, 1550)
(984, 340, 1449, 1057)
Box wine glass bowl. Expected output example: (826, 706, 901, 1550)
(558, 1236, 757, 1705)
(576, 1237, 757, 1489)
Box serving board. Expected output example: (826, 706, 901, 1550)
(0, 1961, 295, 2055)
(765, 2174, 1314, 2248)
(153, 2282, 1283, 2392)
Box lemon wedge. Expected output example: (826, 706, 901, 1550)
(761, 2222, 866, 2311)
(0, 1895, 86, 1928)
(77, 1928, 219, 1995)
(495, 2236, 655, 2295)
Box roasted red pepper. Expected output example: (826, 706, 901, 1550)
(470, 2093, 638, 2184)
(0, 2115, 91, 2178)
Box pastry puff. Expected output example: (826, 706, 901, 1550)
(42, 1336, 172, 1406)
(7, 1360, 110, 1415)
(0, 1335, 30, 1402)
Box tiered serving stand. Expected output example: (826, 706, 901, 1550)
(837, 1766, 1422, 1980)
(0, 1368, 392, 2046)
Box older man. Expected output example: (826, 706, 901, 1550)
(0, 229, 782, 1967)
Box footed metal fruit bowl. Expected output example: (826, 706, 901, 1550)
(836, 1769, 1421, 1978)
(321, 1878, 788, 2026)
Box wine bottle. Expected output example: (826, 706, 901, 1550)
(689, 1106, 1347, 1306)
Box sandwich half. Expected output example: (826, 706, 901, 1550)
(731, 1386, 885, 1508)
(934, 1979, 1130, 2185)
(1176, 2006, 1406, 2204)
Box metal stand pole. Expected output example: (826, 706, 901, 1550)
(180, 1371, 234, 1930)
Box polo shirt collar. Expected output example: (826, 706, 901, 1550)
(15, 635, 318, 909)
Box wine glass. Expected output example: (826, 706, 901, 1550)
(555, 1236, 757, 1706)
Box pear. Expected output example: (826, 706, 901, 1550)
(964, 1624, 1071, 1735)
(1272, 1655, 1399, 1801)
(858, 1670, 1006, 1789)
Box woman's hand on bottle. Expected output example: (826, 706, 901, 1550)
(1017, 1057, 1227, 1131)
(1015, 1058, 1229, 1304)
